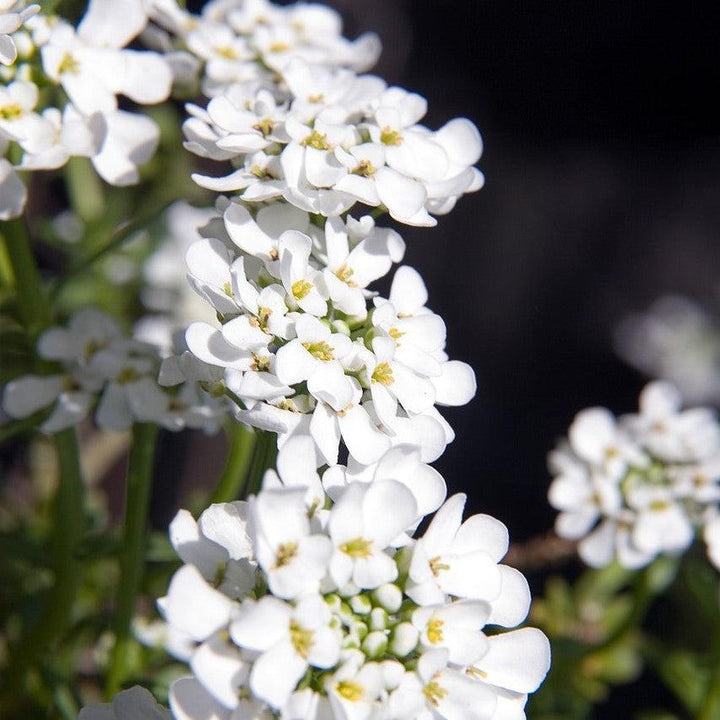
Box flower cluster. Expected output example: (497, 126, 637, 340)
(176, 200, 475, 466)
(143, 0, 483, 226)
(153, 438, 550, 720)
(2, 307, 226, 432)
(548, 381, 720, 569)
(0, 0, 173, 220)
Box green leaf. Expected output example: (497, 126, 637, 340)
(654, 649, 708, 713)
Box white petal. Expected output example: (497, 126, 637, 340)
(486, 565, 531, 627)
(230, 596, 290, 651)
(3, 375, 63, 418)
(78, 0, 147, 48)
(339, 403, 391, 465)
(190, 635, 246, 710)
(250, 642, 306, 709)
(170, 678, 228, 720)
(476, 627, 551, 693)
(454, 514, 509, 562)
(431, 361, 477, 406)
(92, 110, 159, 186)
(169, 509, 227, 580)
(310, 402, 341, 466)
(374, 167, 426, 223)
(434, 118, 483, 166)
(389, 266, 428, 315)
(163, 565, 234, 641)
(198, 502, 252, 561)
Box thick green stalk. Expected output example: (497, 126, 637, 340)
(209, 424, 257, 505)
(106, 423, 158, 696)
(15, 429, 85, 671)
(1, 218, 50, 334)
(244, 430, 278, 497)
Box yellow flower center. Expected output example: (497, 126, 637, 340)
(214, 45, 238, 59)
(423, 675, 448, 707)
(302, 341, 334, 361)
(251, 164, 276, 180)
(334, 264, 356, 285)
(340, 537, 372, 558)
(0, 103, 23, 120)
(58, 52, 80, 74)
(292, 279, 313, 300)
(426, 617, 444, 644)
(274, 541, 298, 568)
(380, 127, 403, 146)
(251, 353, 270, 372)
(290, 620, 314, 659)
(302, 130, 333, 151)
(371, 362, 394, 386)
(352, 159, 376, 177)
(336, 680, 364, 702)
(253, 117, 274, 137)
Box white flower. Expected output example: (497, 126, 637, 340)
(231, 594, 341, 709)
(327, 479, 417, 589)
(41, 10, 171, 115)
(391, 649, 497, 720)
(407, 494, 518, 610)
(250, 486, 332, 599)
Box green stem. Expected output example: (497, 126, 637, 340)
(209, 424, 256, 505)
(65, 157, 105, 225)
(1, 218, 50, 334)
(244, 430, 278, 497)
(13, 429, 85, 671)
(106, 423, 158, 697)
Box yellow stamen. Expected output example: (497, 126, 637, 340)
(340, 537, 372, 558)
(371, 362, 394, 386)
(336, 680, 363, 702)
(426, 618, 444, 644)
(301, 130, 333, 151)
(380, 127, 403, 146)
(302, 341, 334, 361)
(274, 541, 298, 568)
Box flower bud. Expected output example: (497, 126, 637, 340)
(389, 622, 419, 657)
(369, 607, 388, 631)
(350, 594, 372, 615)
(362, 630, 388, 659)
(372, 583, 402, 612)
